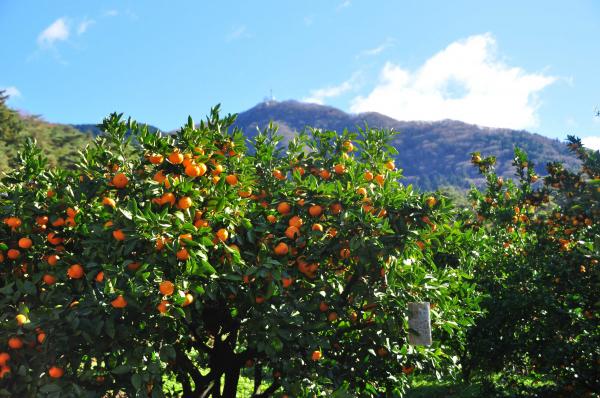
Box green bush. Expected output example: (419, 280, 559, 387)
(466, 140, 599, 396)
(0, 108, 479, 397)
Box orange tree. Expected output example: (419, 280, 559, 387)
(466, 139, 599, 396)
(0, 108, 479, 397)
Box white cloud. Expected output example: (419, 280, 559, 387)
(358, 38, 395, 58)
(582, 136, 600, 151)
(103, 9, 119, 17)
(1, 86, 21, 99)
(226, 25, 249, 42)
(77, 18, 95, 35)
(37, 18, 70, 47)
(303, 74, 360, 105)
(351, 33, 557, 129)
(337, 0, 351, 10)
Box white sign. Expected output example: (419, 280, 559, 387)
(408, 302, 432, 346)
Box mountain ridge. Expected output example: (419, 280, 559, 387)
(230, 100, 577, 189)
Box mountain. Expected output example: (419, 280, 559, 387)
(71, 123, 161, 136)
(1, 91, 579, 190)
(232, 100, 578, 190)
(0, 92, 93, 173)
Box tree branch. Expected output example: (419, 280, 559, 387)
(252, 381, 281, 398)
(253, 364, 262, 395)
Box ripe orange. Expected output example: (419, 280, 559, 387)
(277, 202, 291, 215)
(168, 150, 184, 164)
(285, 226, 300, 240)
(18, 237, 32, 249)
(311, 350, 322, 361)
(216, 228, 229, 242)
(127, 262, 140, 271)
(374, 174, 385, 186)
(95, 271, 104, 283)
(266, 214, 277, 223)
(47, 254, 59, 266)
(319, 301, 329, 312)
(36, 216, 49, 226)
(385, 160, 395, 170)
(47, 232, 63, 245)
(159, 192, 175, 207)
(356, 187, 367, 196)
(7, 249, 20, 260)
(98, 197, 114, 210)
(159, 280, 175, 296)
(364, 171, 374, 181)
(425, 196, 437, 208)
(330, 203, 342, 215)
(293, 166, 305, 176)
(4, 217, 21, 229)
(153, 170, 167, 184)
(238, 189, 252, 198)
(225, 175, 238, 185)
(342, 140, 354, 152)
(67, 264, 84, 279)
(48, 366, 64, 378)
(36, 331, 46, 344)
(308, 205, 323, 217)
(319, 169, 331, 180)
(274, 242, 289, 256)
(112, 173, 129, 188)
(273, 169, 286, 180)
(211, 164, 224, 175)
(177, 196, 192, 209)
(51, 217, 65, 227)
(312, 223, 323, 232)
(176, 248, 190, 261)
(15, 314, 27, 326)
(340, 248, 351, 259)
(43, 274, 57, 285)
(288, 215, 303, 228)
(182, 293, 194, 307)
(334, 164, 346, 174)
(327, 312, 338, 322)
(157, 300, 169, 314)
(194, 218, 209, 228)
(111, 295, 127, 308)
(148, 154, 164, 164)
(112, 229, 126, 241)
(184, 164, 200, 177)
(0, 353, 9, 366)
(416, 241, 425, 250)
(255, 296, 265, 304)
(281, 277, 293, 288)
(7, 337, 23, 350)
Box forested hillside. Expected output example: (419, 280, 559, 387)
(233, 100, 579, 189)
(0, 91, 92, 173)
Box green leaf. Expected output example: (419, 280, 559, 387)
(111, 364, 131, 375)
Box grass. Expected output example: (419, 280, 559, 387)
(406, 377, 483, 398)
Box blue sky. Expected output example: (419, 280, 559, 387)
(1, 1, 599, 146)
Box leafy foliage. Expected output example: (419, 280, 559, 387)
(465, 140, 599, 396)
(0, 108, 479, 397)
(0, 91, 93, 173)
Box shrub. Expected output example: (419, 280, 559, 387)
(467, 140, 599, 396)
(0, 108, 479, 397)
